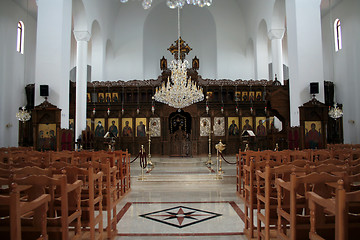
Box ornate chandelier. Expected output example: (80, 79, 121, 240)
(120, 0, 212, 9)
(16, 106, 31, 122)
(328, 103, 343, 119)
(153, 7, 204, 109)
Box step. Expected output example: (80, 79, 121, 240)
(135, 173, 221, 182)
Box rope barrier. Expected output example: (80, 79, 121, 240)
(130, 152, 140, 163)
(130, 147, 147, 169)
(139, 151, 147, 169)
(219, 152, 237, 165)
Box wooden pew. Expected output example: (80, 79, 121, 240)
(63, 166, 104, 240)
(307, 180, 360, 240)
(0, 181, 50, 240)
(276, 172, 342, 240)
(256, 163, 309, 240)
(12, 174, 82, 240)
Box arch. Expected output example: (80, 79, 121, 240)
(72, 0, 88, 31)
(246, 38, 255, 79)
(271, 0, 285, 30)
(90, 20, 103, 81)
(105, 39, 114, 80)
(256, 19, 269, 80)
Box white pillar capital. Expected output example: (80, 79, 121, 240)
(268, 29, 285, 40)
(73, 31, 91, 42)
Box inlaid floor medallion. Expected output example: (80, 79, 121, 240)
(139, 206, 222, 228)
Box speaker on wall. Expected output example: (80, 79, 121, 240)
(40, 85, 49, 97)
(310, 82, 319, 95)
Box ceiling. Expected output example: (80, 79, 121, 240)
(12, 0, 343, 25)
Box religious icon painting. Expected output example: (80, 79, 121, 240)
(136, 118, 147, 137)
(200, 117, 211, 136)
(38, 123, 57, 151)
(249, 91, 255, 102)
(105, 93, 111, 102)
(213, 117, 225, 136)
(108, 118, 119, 137)
(228, 117, 240, 136)
(112, 92, 119, 102)
(241, 117, 253, 131)
(38, 123, 56, 138)
(86, 118, 92, 131)
(256, 91, 262, 101)
(94, 118, 105, 137)
(69, 119, 74, 131)
(269, 116, 275, 131)
(87, 93, 91, 103)
(304, 121, 323, 149)
(255, 117, 267, 136)
(242, 91, 249, 101)
(122, 118, 133, 137)
(206, 91, 213, 101)
(98, 93, 105, 103)
(235, 91, 242, 101)
(149, 117, 161, 137)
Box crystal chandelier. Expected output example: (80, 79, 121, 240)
(120, 0, 212, 10)
(328, 103, 343, 119)
(16, 106, 31, 122)
(153, 7, 204, 109)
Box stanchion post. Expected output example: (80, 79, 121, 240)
(206, 128, 213, 166)
(146, 130, 153, 166)
(215, 140, 226, 179)
(141, 145, 144, 181)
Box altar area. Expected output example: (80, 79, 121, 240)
(130, 155, 238, 183)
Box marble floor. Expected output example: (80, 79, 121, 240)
(114, 155, 247, 240)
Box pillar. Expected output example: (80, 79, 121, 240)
(34, 0, 72, 128)
(286, 0, 325, 126)
(268, 29, 285, 83)
(73, 31, 91, 144)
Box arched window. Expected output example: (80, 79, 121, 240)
(334, 19, 342, 52)
(17, 21, 24, 54)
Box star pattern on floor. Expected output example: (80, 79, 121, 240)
(139, 206, 222, 228)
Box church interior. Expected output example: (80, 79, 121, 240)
(1, 0, 360, 239)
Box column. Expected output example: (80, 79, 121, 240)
(73, 31, 91, 144)
(34, 0, 72, 128)
(268, 29, 285, 83)
(286, 0, 324, 126)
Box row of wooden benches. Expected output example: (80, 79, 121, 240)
(0, 149, 131, 240)
(236, 149, 360, 240)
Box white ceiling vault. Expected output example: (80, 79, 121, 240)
(12, 0, 343, 21)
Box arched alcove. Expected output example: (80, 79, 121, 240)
(256, 19, 269, 80)
(246, 38, 255, 79)
(90, 20, 103, 81)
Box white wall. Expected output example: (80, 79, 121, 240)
(143, 3, 218, 80)
(0, 0, 37, 147)
(322, 0, 360, 144)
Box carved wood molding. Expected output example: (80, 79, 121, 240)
(86, 78, 276, 88)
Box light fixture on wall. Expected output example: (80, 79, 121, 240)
(120, 0, 212, 10)
(153, 7, 204, 110)
(16, 106, 31, 122)
(328, 104, 343, 119)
